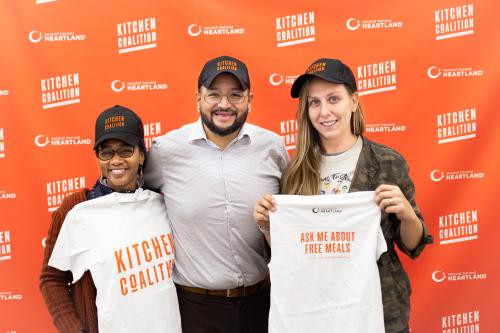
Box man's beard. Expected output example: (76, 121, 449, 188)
(200, 108, 248, 137)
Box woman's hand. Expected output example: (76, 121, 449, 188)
(252, 194, 276, 232)
(375, 184, 417, 223)
(375, 184, 423, 250)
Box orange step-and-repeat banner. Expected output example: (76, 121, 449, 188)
(1, 1, 499, 332)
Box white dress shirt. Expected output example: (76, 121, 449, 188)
(144, 119, 289, 289)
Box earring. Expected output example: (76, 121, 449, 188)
(139, 164, 143, 178)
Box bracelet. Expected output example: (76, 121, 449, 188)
(258, 225, 270, 234)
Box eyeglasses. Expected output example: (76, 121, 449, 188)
(97, 145, 135, 161)
(203, 91, 247, 104)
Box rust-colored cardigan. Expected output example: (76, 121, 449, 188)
(39, 189, 98, 333)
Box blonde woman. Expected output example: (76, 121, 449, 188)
(253, 58, 432, 333)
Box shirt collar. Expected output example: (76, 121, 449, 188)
(188, 118, 208, 142)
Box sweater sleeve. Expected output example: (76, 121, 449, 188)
(393, 160, 433, 259)
(39, 191, 86, 333)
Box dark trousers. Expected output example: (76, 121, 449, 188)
(176, 285, 270, 333)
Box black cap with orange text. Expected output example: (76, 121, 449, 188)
(291, 58, 357, 98)
(94, 105, 144, 149)
(198, 55, 250, 90)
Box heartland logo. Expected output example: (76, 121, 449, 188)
(117, 17, 157, 54)
(0, 190, 16, 200)
(46, 176, 86, 212)
(430, 169, 485, 182)
(357, 60, 397, 96)
(28, 30, 86, 43)
(41, 72, 80, 110)
(427, 66, 483, 79)
(437, 107, 477, 144)
(0, 291, 22, 301)
(143, 121, 162, 149)
(346, 18, 403, 31)
(435, 4, 474, 40)
(187, 24, 245, 37)
(432, 270, 487, 283)
(276, 11, 315, 47)
(34, 135, 91, 147)
(279, 119, 298, 151)
(0, 230, 11, 261)
(442, 309, 480, 333)
(111, 80, 167, 93)
(439, 209, 478, 245)
(312, 207, 343, 214)
(366, 123, 406, 133)
(269, 73, 299, 86)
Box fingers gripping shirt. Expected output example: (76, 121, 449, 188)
(48, 189, 181, 333)
(269, 191, 386, 333)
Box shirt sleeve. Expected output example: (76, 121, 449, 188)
(393, 160, 433, 259)
(277, 137, 290, 174)
(143, 138, 164, 192)
(48, 208, 93, 283)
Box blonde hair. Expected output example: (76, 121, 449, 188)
(281, 79, 365, 195)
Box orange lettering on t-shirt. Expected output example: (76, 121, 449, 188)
(114, 234, 176, 297)
(300, 231, 315, 242)
(305, 243, 322, 254)
(316, 231, 327, 241)
(138, 271, 147, 289)
(151, 236, 163, 258)
(115, 249, 127, 273)
(125, 247, 134, 269)
(165, 259, 174, 279)
(157, 262, 165, 280)
(161, 234, 171, 255)
(168, 232, 175, 252)
(142, 241, 152, 262)
(130, 274, 138, 292)
(146, 268, 155, 286)
(131, 243, 142, 266)
(120, 277, 128, 295)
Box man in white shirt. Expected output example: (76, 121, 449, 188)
(144, 55, 289, 332)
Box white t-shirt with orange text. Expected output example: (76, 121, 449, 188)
(49, 189, 181, 333)
(269, 191, 386, 333)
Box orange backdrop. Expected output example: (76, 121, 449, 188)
(1, 0, 499, 332)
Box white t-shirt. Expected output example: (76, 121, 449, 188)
(269, 191, 387, 333)
(49, 189, 181, 333)
(320, 136, 362, 194)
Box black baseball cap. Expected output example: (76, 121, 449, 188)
(198, 55, 250, 90)
(94, 105, 144, 149)
(291, 58, 357, 98)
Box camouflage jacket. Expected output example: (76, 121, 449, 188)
(349, 137, 433, 333)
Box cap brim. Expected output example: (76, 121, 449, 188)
(290, 73, 347, 98)
(202, 71, 249, 90)
(93, 132, 140, 149)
